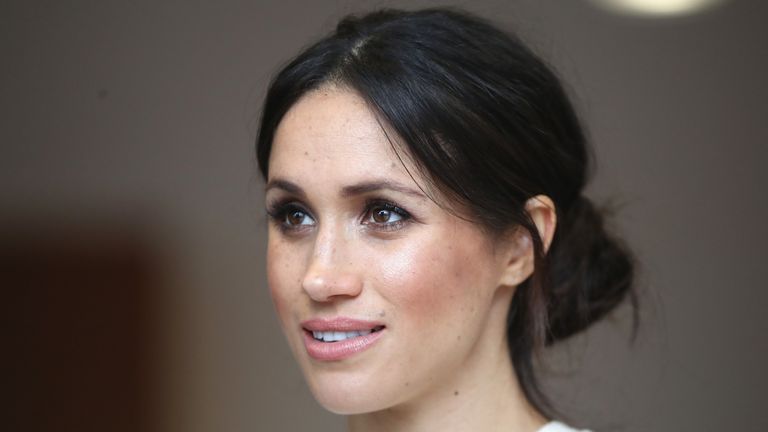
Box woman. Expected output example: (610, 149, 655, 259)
(256, 7, 634, 432)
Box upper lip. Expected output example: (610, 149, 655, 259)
(301, 317, 385, 332)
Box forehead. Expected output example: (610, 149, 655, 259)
(269, 86, 408, 183)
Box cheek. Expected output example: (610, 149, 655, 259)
(266, 237, 304, 323)
(375, 231, 490, 327)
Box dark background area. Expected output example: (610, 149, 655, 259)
(2, 1, 766, 431)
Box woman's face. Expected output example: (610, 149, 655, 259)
(265, 86, 518, 414)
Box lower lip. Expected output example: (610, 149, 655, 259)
(302, 329, 385, 361)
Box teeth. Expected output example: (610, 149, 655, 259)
(311, 330, 375, 342)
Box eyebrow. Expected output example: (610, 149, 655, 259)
(265, 178, 426, 199)
(264, 178, 305, 197)
(341, 180, 426, 199)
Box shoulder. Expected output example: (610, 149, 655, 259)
(537, 421, 593, 432)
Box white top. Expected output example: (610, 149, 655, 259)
(537, 421, 592, 432)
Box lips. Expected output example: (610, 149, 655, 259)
(301, 317, 386, 361)
(310, 327, 384, 342)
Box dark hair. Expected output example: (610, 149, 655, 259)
(256, 7, 635, 418)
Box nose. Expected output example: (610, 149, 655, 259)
(301, 227, 363, 302)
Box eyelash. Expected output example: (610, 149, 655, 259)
(265, 200, 312, 234)
(362, 199, 411, 232)
(265, 198, 413, 234)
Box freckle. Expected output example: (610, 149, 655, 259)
(404, 381, 409, 387)
(454, 390, 459, 396)
(457, 335, 461, 341)
(304, 151, 308, 156)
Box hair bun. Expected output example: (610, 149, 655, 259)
(545, 196, 635, 344)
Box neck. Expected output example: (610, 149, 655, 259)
(347, 289, 548, 432)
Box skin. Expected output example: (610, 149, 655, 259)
(264, 85, 557, 432)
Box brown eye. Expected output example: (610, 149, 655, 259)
(372, 208, 392, 223)
(365, 202, 407, 226)
(285, 209, 311, 226)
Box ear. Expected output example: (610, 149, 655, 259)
(498, 195, 557, 287)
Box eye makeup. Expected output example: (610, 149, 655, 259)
(265, 196, 416, 235)
(266, 198, 315, 235)
(360, 199, 413, 232)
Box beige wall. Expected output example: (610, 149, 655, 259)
(3, 1, 767, 431)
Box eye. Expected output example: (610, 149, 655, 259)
(363, 200, 410, 230)
(285, 208, 313, 226)
(370, 206, 403, 224)
(266, 201, 315, 233)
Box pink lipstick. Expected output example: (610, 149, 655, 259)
(301, 317, 386, 361)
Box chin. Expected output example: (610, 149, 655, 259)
(302, 367, 397, 415)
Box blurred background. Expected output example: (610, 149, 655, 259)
(2, 0, 766, 431)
